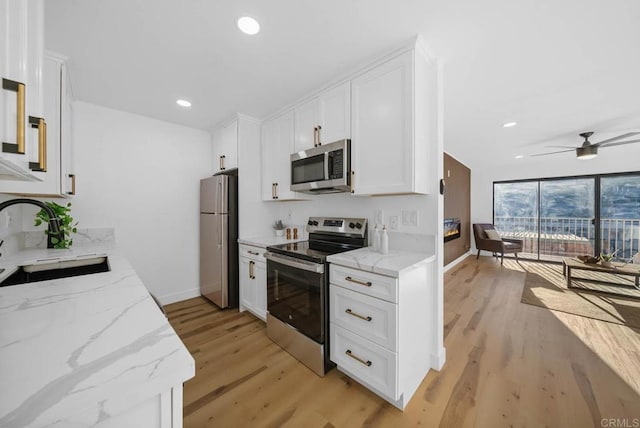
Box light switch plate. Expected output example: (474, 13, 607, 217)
(389, 215, 399, 230)
(402, 210, 418, 227)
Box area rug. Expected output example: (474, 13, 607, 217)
(520, 269, 640, 329)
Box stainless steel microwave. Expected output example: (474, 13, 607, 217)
(290, 139, 350, 194)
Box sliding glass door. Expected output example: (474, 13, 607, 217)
(600, 174, 640, 260)
(494, 172, 640, 262)
(539, 178, 595, 261)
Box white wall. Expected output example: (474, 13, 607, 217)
(470, 149, 640, 250)
(41, 101, 212, 303)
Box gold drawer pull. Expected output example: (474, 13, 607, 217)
(28, 116, 47, 172)
(68, 174, 76, 195)
(345, 309, 372, 322)
(2, 78, 26, 154)
(345, 276, 372, 287)
(249, 260, 255, 279)
(346, 349, 372, 367)
(247, 250, 260, 256)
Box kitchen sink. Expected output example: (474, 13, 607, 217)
(0, 256, 110, 287)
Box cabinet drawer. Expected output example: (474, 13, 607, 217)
(330, 265, 398, 303)
(239, 244, 265, 262)
(330, 285, 397, 350)
(330, 324, 398, 400)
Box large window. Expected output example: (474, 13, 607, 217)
(494, 172, 640, 261)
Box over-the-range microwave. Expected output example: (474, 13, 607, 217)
(290, 139, 350, 194)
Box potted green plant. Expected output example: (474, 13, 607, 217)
(34, 201, 78, 249)
(599, 250, 617, 267)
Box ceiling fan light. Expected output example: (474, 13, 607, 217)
(577, 145, 598, 160)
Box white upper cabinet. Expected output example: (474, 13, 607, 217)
(294, 98, 318, 152)
(0, 0, 44, 181)
(294, 81, 350, 152)
(212, 117, 238, 172)
(351, 46, 434, 196)
(317, 81, 350, 145)
(261, 110, 301, 201)
(0, 53, 75, 196)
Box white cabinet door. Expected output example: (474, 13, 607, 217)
(261, 109, 298, 201)
(318, 81, 350, 145)
(351, 51, 414, 195)
(0, 0, 44, 181)
(212, 118, 238, 172)
(294, 97, 318, 152)
(239, 256, 255, 313)
(60, 60, 75, 196)
(253, 260, 267, 321)
(0, 52, 70, 194)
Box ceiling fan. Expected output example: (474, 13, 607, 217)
(533, 131, 640, 160)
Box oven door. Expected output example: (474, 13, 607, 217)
(265, 252, 326, 343)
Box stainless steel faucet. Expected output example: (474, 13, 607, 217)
(0, 199, 63, 249)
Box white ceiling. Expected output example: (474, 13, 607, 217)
(45, 0, 640, 168)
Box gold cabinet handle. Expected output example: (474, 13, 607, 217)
(247, 250, 260, 256)
(274, 183, 279, 199)
(249, 260, 255, 279)
(316, 125, 322, 146)
(68, 174, 76, 195)
(2, 78, 26, 154)
(345, 309, 372, 322)
(345, 276, 372, 287)
(28, 116, 47, 172)
(313, 126, 318, 147)
(345, 349, 372, 367)
(271, 183, 275, 199)
(350, 170, 355, 194)
(221, 155, 226, 170)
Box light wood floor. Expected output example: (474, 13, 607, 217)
(166, 256, 640, 427)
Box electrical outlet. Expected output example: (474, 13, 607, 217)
(402, 210, 418, 227)
(374, 210, 384, 226)
(389, 215, 399, 230)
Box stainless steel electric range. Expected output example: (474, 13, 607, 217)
(264, 217, 368, 376)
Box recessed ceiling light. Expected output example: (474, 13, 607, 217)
(237, 16, 260, 35)
(515, 155, 524, 159)
(176, 99, 191, 108)
(503, 122, 517, 128)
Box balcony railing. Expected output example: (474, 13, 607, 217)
(494, 216, 640, 260)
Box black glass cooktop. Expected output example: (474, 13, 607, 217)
(267, 240, 358, 263)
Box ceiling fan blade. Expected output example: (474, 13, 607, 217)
(599, 139, 640, 148)
(531, 149, 575, 157)
(594, 132, 640, 146)
(546, 145, 578, 149)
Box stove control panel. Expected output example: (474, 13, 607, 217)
(306, 216, 368, 238)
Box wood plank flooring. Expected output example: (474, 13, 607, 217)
(166, 256, 640, 427)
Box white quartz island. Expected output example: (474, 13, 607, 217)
(0, 243, 195, 427)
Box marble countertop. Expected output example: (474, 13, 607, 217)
(0, 243, 195, 427)
(238, 234, 307, 248)
(327, 247, 436, 278)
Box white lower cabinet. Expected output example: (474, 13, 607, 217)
(329, 261, 435, 410)
(239, 244, 267, 321)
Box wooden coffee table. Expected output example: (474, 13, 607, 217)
(562, 257, 640, 291)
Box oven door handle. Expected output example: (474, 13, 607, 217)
(264, 252, 325, 274)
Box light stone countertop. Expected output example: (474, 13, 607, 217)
(327, 247, 436, 278)
(0, 242, 195, 427)
(238, 234, 308, 249)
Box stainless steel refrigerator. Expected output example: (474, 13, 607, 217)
(200, 172, 238, 308)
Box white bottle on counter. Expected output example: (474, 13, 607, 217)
(380, 225, 389, 254)
(372, 224, 380, 252)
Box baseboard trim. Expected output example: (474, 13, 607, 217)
(157, 288, 201, 306)
(431, 347, 446, 371)
(444, 251, 472, 272)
